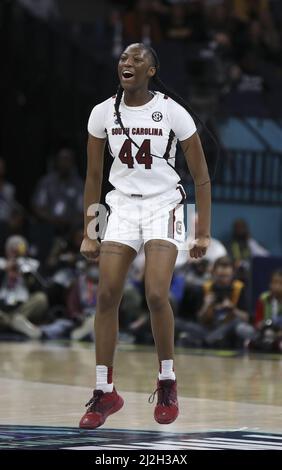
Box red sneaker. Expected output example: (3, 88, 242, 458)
(79, 388, 124, 429)
(149, 379, 179, 424)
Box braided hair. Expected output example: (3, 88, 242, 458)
(114, 44, 219, 177)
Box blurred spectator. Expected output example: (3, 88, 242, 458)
(176, 256, 255, 348)
(205, 237, 227, 264)
(254, 269, 282, 327)
(41, 252, 144, 342)
(228, 219, 269, 271)
(243, 19, 280, 62)
(120, 247, 151, 344)
(177, 213, 227, 267)
(46, 225, 84, 275)
(176, 259, 210, 331)
(0, 158, 17, 223)
(0, 205, 27, 256)
(43, 225, 84, 314)
(223, 50, 273, 115)
(119, 279, 144, 343)
(0, 205, 41, 259)
(232, 51, 266, 93)
(67, 263, 98, 340)
(180, 258, 211, 288)
(232, 0, 273, 24)
(165, 2, 193, 41)
(0, 235, 48, 339)
(17, 0, 58, 20)
(119, 245, 189, 344)
(41, 260, 98, 341)
(205, 1, 231, 34)
(4, 205, 28, 237)
(122, 0, 164, 44)
(40, 260, 98, 341)
(32, 147, 84, 235)
(174, 210, 219, 322)
(250, 269, 282, 352)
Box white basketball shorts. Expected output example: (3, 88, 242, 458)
(102, 185, 186, 253)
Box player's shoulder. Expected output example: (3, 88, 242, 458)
(154, 91, 181, 112)
(163, 95, 195, 125)
(154, 91, 170, 102)
(90, 96, 114, 113)
(165, 94, 186, 113)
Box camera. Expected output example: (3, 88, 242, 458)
(213, 284, 232, 303)
(15, 257, 40, 274)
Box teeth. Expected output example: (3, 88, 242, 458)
(123, 71, 134, 78)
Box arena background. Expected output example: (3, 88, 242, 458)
(0, 0, 282, 453)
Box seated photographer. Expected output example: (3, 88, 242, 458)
(250, 269, 282, 352)
(199, 256, 255, 347)
(177, 256, 255, 348)
(0, 235, 48, 339)
(68, 263, 99, 341)
(44, 226, 84, 310)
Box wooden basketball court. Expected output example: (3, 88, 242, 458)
(0, 341, 282, 450)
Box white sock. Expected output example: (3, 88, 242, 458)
(158, 359, 176, 381)
(96, 365, 114, 393)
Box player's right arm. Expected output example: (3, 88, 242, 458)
(80, 134, 106, 261)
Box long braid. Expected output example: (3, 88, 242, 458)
(148, 46, 218, 142)
(152, 74, 219, 178)
(153, 75, 214, 141)
(114, 84, 140, 151)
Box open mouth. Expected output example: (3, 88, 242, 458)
(122, 70, 134, 79)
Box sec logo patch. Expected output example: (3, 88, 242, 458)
(152, 111, 163, 122)
(176, 221, 182, 235)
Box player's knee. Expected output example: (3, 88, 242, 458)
(97, 287, 120, 312)
(30, 292, 49, 310)
(146, 289, 167, 313)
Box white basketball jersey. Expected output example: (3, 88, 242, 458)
(88, 91, 196, 197)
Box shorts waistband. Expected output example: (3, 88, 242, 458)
(111, 184, 186, 201)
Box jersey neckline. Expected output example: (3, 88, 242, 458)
(121, 91, 160, 111)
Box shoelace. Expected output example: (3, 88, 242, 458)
(148, 384, 171, 406)
(85, 390, 104, 410)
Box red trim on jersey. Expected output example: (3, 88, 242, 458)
(177, 185, 186, 203)
(163, 130, 175, 161)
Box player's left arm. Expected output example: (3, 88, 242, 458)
(180, 132, 211, 259)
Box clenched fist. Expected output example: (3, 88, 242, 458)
(80, 237, 100, 262)
(189, 236, 210, 259)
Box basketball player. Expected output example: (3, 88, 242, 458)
(79, 43, 211, 428)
